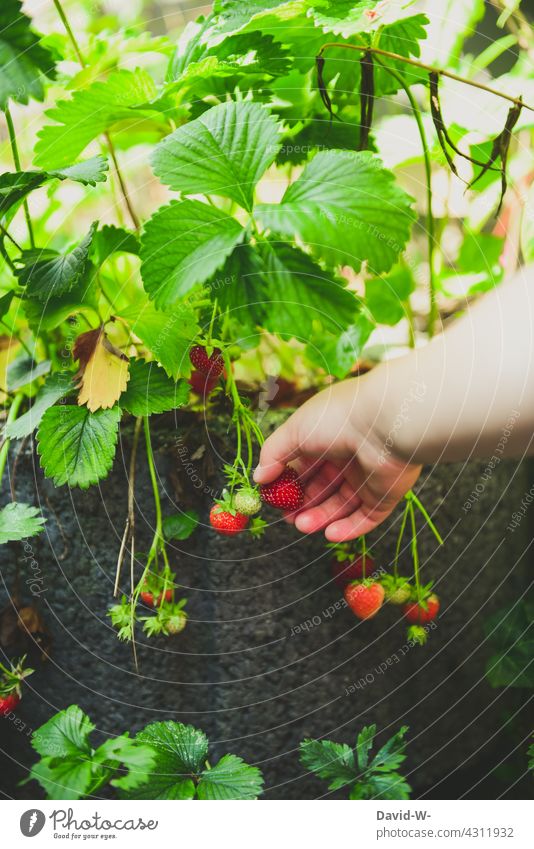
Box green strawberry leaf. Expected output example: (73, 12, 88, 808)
(27, 757, 94, 801)
(0, 158, 108, 222)
(7, 355, 51, 390)
(256, 151, 415, 274)
(356, 723, 376, 770)
(32, 705, 94, 759)
(37, 405, 121, 489)
(369, 725, 409, 773)
(5, 372, 74, 439)
(124, 721, 208, 799)
(366, 771, 412, 800)
(0, 502, 46, 544)
(119, 359, 190, 416)
(140, 199, 245, 307)
(259, 242, 358, 339)
(0, 0, 56, 109)
(197, 754, 264, 800)
(16, 223, 98, 301)
(365, 265, 415, 326)
(299, 739, 358, 790)
(162, 510, 200, 541)
(118, 298, 200, 380)
(152, 101, 280, 211)
(94, 736, 156, 792)
(306, 314, 375, 379)
(91, 225, 140, 266)
(34, 69, 158, 169)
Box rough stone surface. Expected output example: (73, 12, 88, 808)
(0, 419, 532, 799)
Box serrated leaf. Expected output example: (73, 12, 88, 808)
(152, 101, 280, 211)
(369, 726, 408, 773)
(256, 151, 415, 273)
(118, 298, 200, 380)
(197, 754, 264, 800)
(0, 502, 46, 544)
(73, 327, 130, 413)
(0, 159, 107, 221)
(124, 721, 208, 799)
(7, 355, 50, 390)
(37, 405, 120, 488)
(305, 314, 375, 379)
(211, 0, 300, 37)
(32, 705, 94, 759)
(162, 510, 199, 541)
(367, 771, 412, 800)
(299, 738, 357, 790)
(48, 156, 109, 186)
(356, 724, 376, 770)
(119, 359, 190, 416)
(91, 225, 139, 266)
(28, 757, 93, 801)
(365, 265, 415, 326)
(95, 736, 156, 792)
(5, 372, 74, 439)
(260, 242, 358, 338)
(34, 69, 158, 169)
(17, 223, 97, 302)
(141, 199, 245, 307)
(0, 0, 56, 109)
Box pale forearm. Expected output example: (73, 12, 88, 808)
(365, 267, 534, 464)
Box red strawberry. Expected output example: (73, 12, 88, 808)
(344, 581, 385, 620)
(210, 505, 249, 536)
(189, 346, 224, 378)
(188, 370, 220, 397)
(259, 467, 304, 511)
(140, 589, 173, 607)
(332, 554, 375, 588)
(403, 593, 440, 625)
(0, 692, 20, 717)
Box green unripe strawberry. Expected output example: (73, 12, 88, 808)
(234, 489, 262, 516)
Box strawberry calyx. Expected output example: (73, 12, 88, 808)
(407, 625, 429, 646)
(0, 655, 34, 700)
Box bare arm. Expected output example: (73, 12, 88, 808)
(254, 267, 534, 541)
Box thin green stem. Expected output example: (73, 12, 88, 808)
(144, 416, 163, 541)
(376, 58, 438, 338)
(361, 533, 368, 579)
(0, 393, 24, 490)
(0, 222, 22, 253)
(408, 491, 444, 545)
(408, 500, 421, 602)
(4, 107, 34, 248)
(393, 500, 410, 580)
(52, 0, 141, 231)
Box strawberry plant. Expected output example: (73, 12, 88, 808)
(300, 723, 411, 799)
(0, 0, 532, 659)
(0, 654, 33, 716)
(27, 704, 264, 800)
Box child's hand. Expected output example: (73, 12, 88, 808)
(253, 377, 421, 541)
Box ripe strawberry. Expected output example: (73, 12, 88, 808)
(188, 369, 219, 397)
(140, 588, 173, 607)
(189, 346, 224, 378)
(344, 581, 385, 620)
(210, 504, 249, 536)
(234, 488, 262, 516)
(403, 593, 440, 625)
(332, 554, 375, 588)
(259, 467, 304, 511)
(0, 692, 20, 717)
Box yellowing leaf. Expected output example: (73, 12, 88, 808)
(73, 327, 129, 413)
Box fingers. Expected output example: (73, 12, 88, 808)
(253, 419, 300, 484)
(294, 480, 362, 534)
(325, 502, 397, 542)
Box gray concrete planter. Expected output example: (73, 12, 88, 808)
(0, 414, 532, 799)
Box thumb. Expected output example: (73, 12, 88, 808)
(253, 418, 300, 484)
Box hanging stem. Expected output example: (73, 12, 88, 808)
(393, 500, 410, 580)
(0, 393, 24, 489)
(317, 43, 534, 112)
(52, 0, 140, 231)
(377, 58, 438, 338)
(407, 490, 444, 545)
(0, 223, 22, 253)
(4, 107, 35, 248)
(361, 534, 368, 579)
(408, 500, 421, 603)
